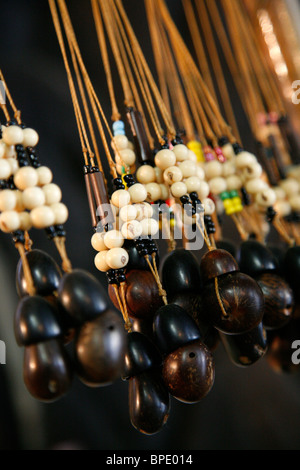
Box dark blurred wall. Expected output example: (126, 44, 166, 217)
(0, 0, 299, 450)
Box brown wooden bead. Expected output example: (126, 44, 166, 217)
(23, 338, 73, 402)
(256, 273, 294, 330)
(200, 249, 239, 282)
(109, 270, 163, 319)
(201, 272, 264, 335)
(162, 339, 215, 403)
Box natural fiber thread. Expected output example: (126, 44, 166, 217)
(145, 254, 168, 305)
(119, 282, 133, 332)
(15, 243, 35, 297)
(53, 237, 72, 273)
(214, 277, 229, 318)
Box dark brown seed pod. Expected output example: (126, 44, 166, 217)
(162, 339, 215, 403)
(23, 338, 73, 402)
(200, 249, 239, 282)
(75, 309, 127, 387)
(256, 273, 294, 330)
(109, 270, 163, 319)
(220, 322, 268, 367)
(200, 272, 264, 335)
(128, 369, 170, 435)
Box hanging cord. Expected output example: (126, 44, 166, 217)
(147, 0, 196, 141)
(114, 0, 176, 141)
(57, 0, 117, 177)
(112, 284, 132, 332)
(99, 0, 155, 148)
(145, 254, 168, 305)
(0, 70, 22, 124)
(15, 243, 36, 297)
(107, 0, 167, 145)
(91, 0, 121, 123)
(195, 0, 241, 143)
(182, 0, 218, 105)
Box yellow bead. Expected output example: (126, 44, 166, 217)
(223, 199, 232, 210)
(226, 206, 236, 216)
(170, 218, 175, 228)
(231, 197, 242, 206)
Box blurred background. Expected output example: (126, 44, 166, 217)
(0, 0, 300, 450)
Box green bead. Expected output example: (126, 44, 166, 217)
(220, 191, 230, 201)
(229, 190, 239, 198)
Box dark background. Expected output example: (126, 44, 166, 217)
(0, 0, 299, 450)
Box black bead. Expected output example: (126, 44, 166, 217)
(189, 192, 199, 202)
(241, 187, 251, 206)
(232, 143, 243, 155)
(16, 249, 62, 298)
(237, 240, 279, 277)
(162, 248, 201, 300)
(123, 331, 162, 379)
(14, 295, 62, 346)
(218, 136, 229, 147)
(58, 269, 109, 324)
(266, 206, 277, 223)
(180, 195, 190, 205)
(113, 177, 125, 190)
(153, 304, 201, 356)
(106, 269, 119, 285)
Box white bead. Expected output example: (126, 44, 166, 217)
(159, 184, 170, 201)
(0, 189, 17, 211)
(117, 148, 136, 166)
(205, 160, 223, 180)
(245, 178, 268, 194)
(94, 250, 110, 272)
(196, 166, 205, 180)
(179, 160, 196, 178)
(42, 183, 62, 205)
(36, 166, 53, 185)
(14, 190, 25, 211)
(185, 176, 202, 193)
(289, 195, 300, 212)
(203, 198, 215, 215)
(91, 232, 106, 251)
(22, 187, 45, 210)
(7, 158, 19, 175)
(280, 178, 300, 197)
(197, 181, 210, 200)
(145, 182, 162, 202)
(30, 206, 55, 229)
(22, 128, 39, 148)
(0, 142, 5, 158)
(14, 166, 38, 190)
(209, 177, 227, 195)
(127, 141, 135, 151)
(4, 145, 16, 159)
(172, 144, 189, 161)
(121, 220, 143, 239)
(128, 183, 147, 203)
(119, 204, 137, 222)
(235, 151, 257, 169)
(0, 159, 12, 179)
(255, 188, 277, 207)
(19, 212, 32, 231)
(51, 203, 69, 225)
(135, 202, 153, 220)
(140, 218, 159, 236)
(226, 175, 243, 191)
(273, 186, 286, 201)
(222, 143, 235, 160)
(106, 247, 129, 269)
(154, 167, 164, 184)
(241, 161, 263, 180)
(187, 149, 197, 162)
(182, 212, 199, 226)
(171, 181, 187, 198)
(163, 166, 183, 185)
(136, 165, 156, 184)
(104, 229, 124, 249)
(116, 163, 124, 175)
(111, 189, 131, 208)
(154, 149, 176, 170)
(111, 135, 128, 151)
(2, 125, 24, 146)
(222, 160, 236, 177)
(275, 200, 291, 217)
(0, 211, 20, 233)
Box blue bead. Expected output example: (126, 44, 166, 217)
(114, 130, 126, 136)
(112, 121, 125, 131)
